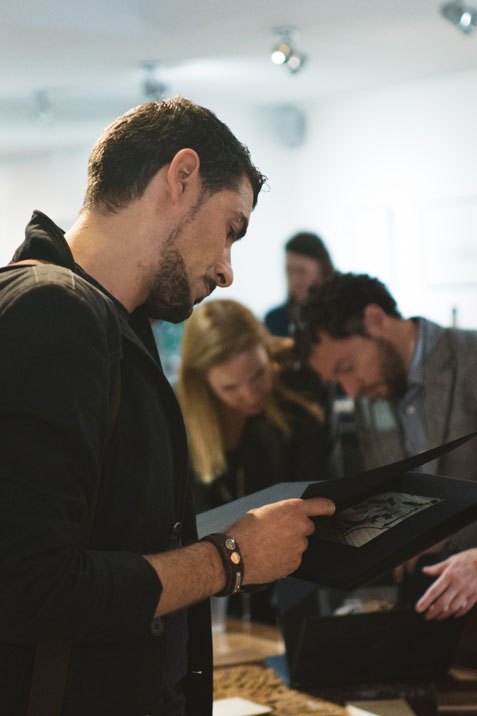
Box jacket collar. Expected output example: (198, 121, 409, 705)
(13, 210, 76, 268)
(15, 210, 164, 372)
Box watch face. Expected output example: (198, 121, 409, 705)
(225, 537, 236, 550)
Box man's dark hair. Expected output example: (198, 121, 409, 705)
(297, 272, 402, 359)
(83, 96, 266, 213)
(285, 231, 334, 281)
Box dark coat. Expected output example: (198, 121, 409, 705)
(264, 302, 294, 337)
(0, 211, 212, 716)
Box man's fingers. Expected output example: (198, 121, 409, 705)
(422, 560, 448, 576)
(416, 577, 448, 613)
(304, 519, 316, 537)
(446, 592, 468, 618)
(454, 600, 472, 618)
(305, 497, 335, 517)
(422, 591, 453, 620)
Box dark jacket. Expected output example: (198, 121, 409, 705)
(193, 398, 337, 513)
(264, 302, 294, 337)
(0, 211, 212, 716)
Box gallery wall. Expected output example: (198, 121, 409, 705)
(286, 67, 477, 329)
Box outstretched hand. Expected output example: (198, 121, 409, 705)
(227, 497, 335, 585)
(415, 548, 477, 620)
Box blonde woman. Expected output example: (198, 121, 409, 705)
(178, 299, 341, 623)
(178, 299, 340, 514)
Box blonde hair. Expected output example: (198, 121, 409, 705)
(177, 299, 323, 484)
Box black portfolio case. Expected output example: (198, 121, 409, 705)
(276, 578, 462, 690)
(197, 433, 477, 590)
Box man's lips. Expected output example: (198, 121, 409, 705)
(206, 278, 217, 296)
(195, 278, 217, 304)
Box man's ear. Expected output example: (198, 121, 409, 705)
(363, 303, 391, 338)
(166, 148, 201, 204)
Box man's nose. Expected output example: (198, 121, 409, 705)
(214, 248, 234, 288)
(340, 376, 360, 398)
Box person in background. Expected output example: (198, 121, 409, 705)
(265, 231, 334, 338)
(178, 299, 341, 623)
(299, 271, 477, 622)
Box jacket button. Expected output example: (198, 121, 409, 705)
(170, 521, 182, 546)
(149, 616, 165, 637)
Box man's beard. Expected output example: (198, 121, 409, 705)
(359, 337, 407, 401)
(144, 192, 214, 323)
(144, 241, 193, 323)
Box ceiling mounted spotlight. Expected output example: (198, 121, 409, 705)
(440, 1, 477, 33)
(271, 28, 293, 65)
(287, 50, 306, 74)
(141, 60, 168, 101)
(271, 27, 307, 75)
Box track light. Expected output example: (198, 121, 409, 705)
(271, 41, 292, 66)
(287, 51, 306, 74)
(271, 27, 307, 75)
(440, 1, 477, 33)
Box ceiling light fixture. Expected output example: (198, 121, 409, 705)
(271, 27, 307, 75)
(440, 1, 477, 33)
(287, 50, 306, 74)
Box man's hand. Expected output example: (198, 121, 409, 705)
(145, 496, 334, 616)
(227, 497, 335, 585)
(415, 548, 477, 620)
(393, 541, 446, 583)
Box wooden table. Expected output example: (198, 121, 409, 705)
(213, 617, 285, 668)
(213, 618, 346, 716)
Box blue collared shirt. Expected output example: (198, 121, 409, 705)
(397, 318, 440, 468)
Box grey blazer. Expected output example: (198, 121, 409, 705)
(355, 319, 477, 550)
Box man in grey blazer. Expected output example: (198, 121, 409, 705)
(300, 272, 477, 619)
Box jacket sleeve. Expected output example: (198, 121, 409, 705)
(0, 278, 162, 643)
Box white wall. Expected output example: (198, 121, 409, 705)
(2, 68, 477, 329)
(0, 146, 90, 260)
(292, 68, 477, 329)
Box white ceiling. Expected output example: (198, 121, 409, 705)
(1, 0, 477, 149)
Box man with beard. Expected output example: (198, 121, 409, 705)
(299, 271, 477, 619)
(0, 97, 336, 716)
